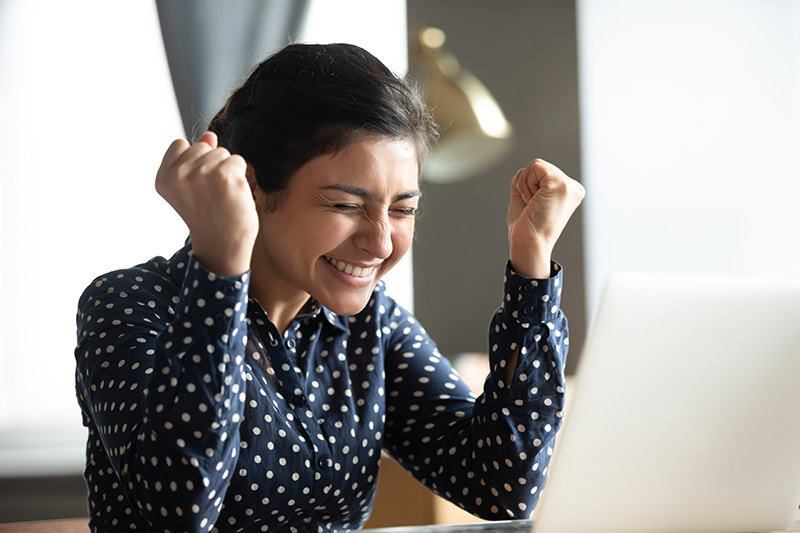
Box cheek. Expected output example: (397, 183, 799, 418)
(281, 213, 354, 254)
(391, 220, 416, 257)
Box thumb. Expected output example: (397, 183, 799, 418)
(196, 131, 218, 148)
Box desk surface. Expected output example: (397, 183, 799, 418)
(362, 520, 533, 533)
(2, 510, 798, 532)
(362, 510, 800, 533)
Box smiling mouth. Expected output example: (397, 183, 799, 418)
(324, 256, 376, 278)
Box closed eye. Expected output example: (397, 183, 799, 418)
(392, 207, 417, 217)
(334, 204, 416, 216)
(333, 204, 361, 213)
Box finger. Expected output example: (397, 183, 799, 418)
(155, 139, 193, 195)
(215, 154, 249, 186)
(160, 138, 191, 169)
(196, 131, 218, 149)
(510, 168, 524, 197)
(516, 166, 537, 204)
(173, 136, 221, 170)
(193, 145, 233, 172)
(545, 163, 585, 205)
(530, 159, 575, 198)
(529, 159, 556, 185)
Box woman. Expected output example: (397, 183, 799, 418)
(75, 43, 584, 532)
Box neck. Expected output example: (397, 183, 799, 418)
(248, 241, 311, 335)
(250, 281, 310, 334)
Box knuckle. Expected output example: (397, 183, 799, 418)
(213, 146, 232, 158)
(222, 153, 248, 172)
(167, 138, 190, 155)
(548, 178, 571, 196)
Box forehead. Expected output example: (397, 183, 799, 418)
(292, 138, 420, 194)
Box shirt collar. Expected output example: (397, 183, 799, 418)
(300, 300, 350, 333)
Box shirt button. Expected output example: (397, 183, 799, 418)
(522, 306, 534, 316)
(293, 393, 306, 406)
(318, 458, 328, 468)
(285, 338, 296, 349)
(215, 313, 226, 324)
(523, 283, 536, 293)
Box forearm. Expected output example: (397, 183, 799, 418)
(384, 264, 569, 519)
(493, 260, 567, 387)
(387, 389, 563, 519)
(144, 257, 250, 459)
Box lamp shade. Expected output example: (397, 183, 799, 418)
(409, 27, 514, 183)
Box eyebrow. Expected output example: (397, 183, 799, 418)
(321, 184, 421, 203)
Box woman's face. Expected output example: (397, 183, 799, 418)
(253, 137, 420, 316)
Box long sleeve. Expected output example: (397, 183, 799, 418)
(382, 261, 568, 520)
(75, 251, 251, 532)
(76, 241, 570, 531)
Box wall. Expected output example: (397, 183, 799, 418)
(407, 0, 587, 372)
(578, 0, 800, 316)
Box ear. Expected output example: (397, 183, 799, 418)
(245, 163, 268, 214)
(245, 163, 260, 196)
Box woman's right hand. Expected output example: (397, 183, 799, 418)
(155, 132, 259, 277)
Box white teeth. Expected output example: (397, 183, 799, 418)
(326, 257, 374, 278)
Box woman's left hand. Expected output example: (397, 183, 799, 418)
(506, 159, 585, 278)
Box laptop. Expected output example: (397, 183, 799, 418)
(533, 271, 800, 533)
(361, 272, 800, 533)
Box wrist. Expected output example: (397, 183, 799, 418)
(509, 257, 552, 279)
(191, 237, 252, 278)
(509, 242, 553, 279)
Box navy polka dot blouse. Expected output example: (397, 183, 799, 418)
(75, 240, 569, 532)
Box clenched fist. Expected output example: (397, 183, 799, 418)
(155, 132, 259, 277)
(507, 159, 585, 278)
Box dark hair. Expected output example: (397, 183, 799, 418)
(208, 43, 437, 206)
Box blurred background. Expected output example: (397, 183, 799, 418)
(1, 0, 798, 525)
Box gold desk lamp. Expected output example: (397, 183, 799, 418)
(409, 26, 514, 184)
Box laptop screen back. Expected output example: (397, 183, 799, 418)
(533, 272, 800, 533)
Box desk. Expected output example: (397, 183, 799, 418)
(1, 510, 797, 532)
(0, 518, 87, 532)
(362, 512, 800, 533)
(363, 519, 533, 533)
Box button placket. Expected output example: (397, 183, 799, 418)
(249, 308, 337, 503)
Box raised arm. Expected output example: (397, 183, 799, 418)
(383, 160, 582, 519)
(75, 133, 260, 531)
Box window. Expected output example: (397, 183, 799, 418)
(0, 0, 410, 475)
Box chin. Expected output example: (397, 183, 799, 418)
(317, 292, 374, 316)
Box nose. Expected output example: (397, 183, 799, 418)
(356, 214, 393, 260)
